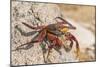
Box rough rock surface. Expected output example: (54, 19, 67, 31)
(11, 1, 95, 66)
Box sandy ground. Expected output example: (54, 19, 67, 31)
(11, 1, 96, 66)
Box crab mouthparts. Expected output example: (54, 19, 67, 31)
(60, 28, 69, 33)
(60, 24, 76, 33)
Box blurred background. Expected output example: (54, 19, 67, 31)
(58, 4, 95, 33)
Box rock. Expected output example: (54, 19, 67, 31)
(11, 1, 95, 66)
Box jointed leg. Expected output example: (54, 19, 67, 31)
(13, 30, 47, 51)
(55, 17, 76, 29)
(15, 25, 38, 36)
(42, 51, 47, 63)
(54, 47, 62, 55)
(22, 22, 45, 30)
(40, 41, 48, 63)
(46, 48, 52, 63)
(45, 39, 62, 55)
(12, 40, 39, 51)
(69, 33, 80, 57)
(47, 33, 63, 55)
(71, 35, 80, 57)
(73, 38, 80, 57)
(42, 39, 54, 63)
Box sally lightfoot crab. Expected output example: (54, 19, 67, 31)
(13, 17, 80, 63)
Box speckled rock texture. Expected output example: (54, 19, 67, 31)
(11, 1, 96, 66)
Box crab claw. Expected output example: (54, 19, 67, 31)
(65, 32, 80, 57)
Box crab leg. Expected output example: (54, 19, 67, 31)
(45, 47, 52, 63)
(47, 33, 62, 48)
(55, 17, 76, 29)
(22, 22, 45, 30)
(40, 41, 48, 63)
(15, 25, 38, 36)
(13, 30, 47, 51)
(45, 33, 63, 62)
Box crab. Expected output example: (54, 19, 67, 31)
(13, 17, 80, 63)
